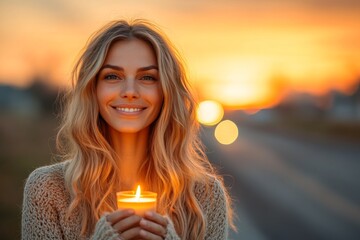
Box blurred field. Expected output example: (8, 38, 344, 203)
(0, 113, 59, 239)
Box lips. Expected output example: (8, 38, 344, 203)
(111, 104, 147, 114)
(116, 107, 143, 113)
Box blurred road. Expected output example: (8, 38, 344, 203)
(202, 124, 360, 240)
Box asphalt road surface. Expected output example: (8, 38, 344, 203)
(202, 124, 360, 240)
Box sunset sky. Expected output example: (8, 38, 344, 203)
(1, 0, 360, 108)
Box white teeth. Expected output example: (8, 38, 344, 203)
(116, 107, 142, 113)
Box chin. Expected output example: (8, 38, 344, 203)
(114, 125, 150, 134)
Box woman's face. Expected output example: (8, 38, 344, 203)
(96, 38, 163, 134)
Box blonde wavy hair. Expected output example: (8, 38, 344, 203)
(57, 19, 233, 238)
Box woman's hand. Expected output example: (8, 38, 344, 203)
(106, 209, 168, 240)
(106, 209, 142, 239)
(138, 211, 168, 240)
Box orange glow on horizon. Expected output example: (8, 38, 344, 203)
(1, 1, 359, 108)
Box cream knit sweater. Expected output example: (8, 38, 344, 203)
(22, 162, 229, 239)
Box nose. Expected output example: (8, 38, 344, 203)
(120, 78, 139, 99)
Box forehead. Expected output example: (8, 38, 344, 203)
(103, 38, 157, 67)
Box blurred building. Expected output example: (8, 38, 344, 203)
(235, 82, 360, 124)
(0, 80, 60, 118)
(328, 86, 360, 121)
(0, 84, 41, 118)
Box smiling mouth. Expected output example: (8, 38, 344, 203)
(113, 107, 146, 113)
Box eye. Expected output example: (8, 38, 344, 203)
(104, 74, 120, 80)
(140, 75, 157, 82)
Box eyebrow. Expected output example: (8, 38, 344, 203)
(99, 64, 158, 72)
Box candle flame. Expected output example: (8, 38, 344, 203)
(135, 185, 141, 201)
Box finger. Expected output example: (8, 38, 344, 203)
(140, 218, 167, 238)
(106, 209, 135, 225)
(139, 228, 164, 240)
(113, 214, 142, 233)
(120, 226, 142, 240)
(144, 211, 168, 227)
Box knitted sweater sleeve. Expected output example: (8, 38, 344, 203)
(22, 167, 67, 239)
(90, 216, 120, 240)
(163, 216, 181, 240)
(22, 165, 120, 240)
(203, 179, 229, 239)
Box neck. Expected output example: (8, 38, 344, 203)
(109, 128, 150, 190)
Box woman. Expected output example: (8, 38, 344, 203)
(22, 19, 234, 239)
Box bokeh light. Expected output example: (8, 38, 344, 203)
(196, 100, 224, 126)
(214, 120, 239, 145)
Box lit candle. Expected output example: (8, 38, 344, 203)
(116, 185, 157, 217)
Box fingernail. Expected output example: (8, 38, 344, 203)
(127, 209, 135, 214)
(145, 211, 153, 217)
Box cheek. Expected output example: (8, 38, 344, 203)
(155, 97, 164, 119)
(146, 88, 163, 119)
(154, 88, 164, 110)
(97, 84, 113, 105)
(96, 85, 113, 119)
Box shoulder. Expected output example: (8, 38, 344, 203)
(24, 161, 69, 204)
(194, 176, 228, 211)
(194, 177, 226, 200)
(25, 161, 67, 189)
